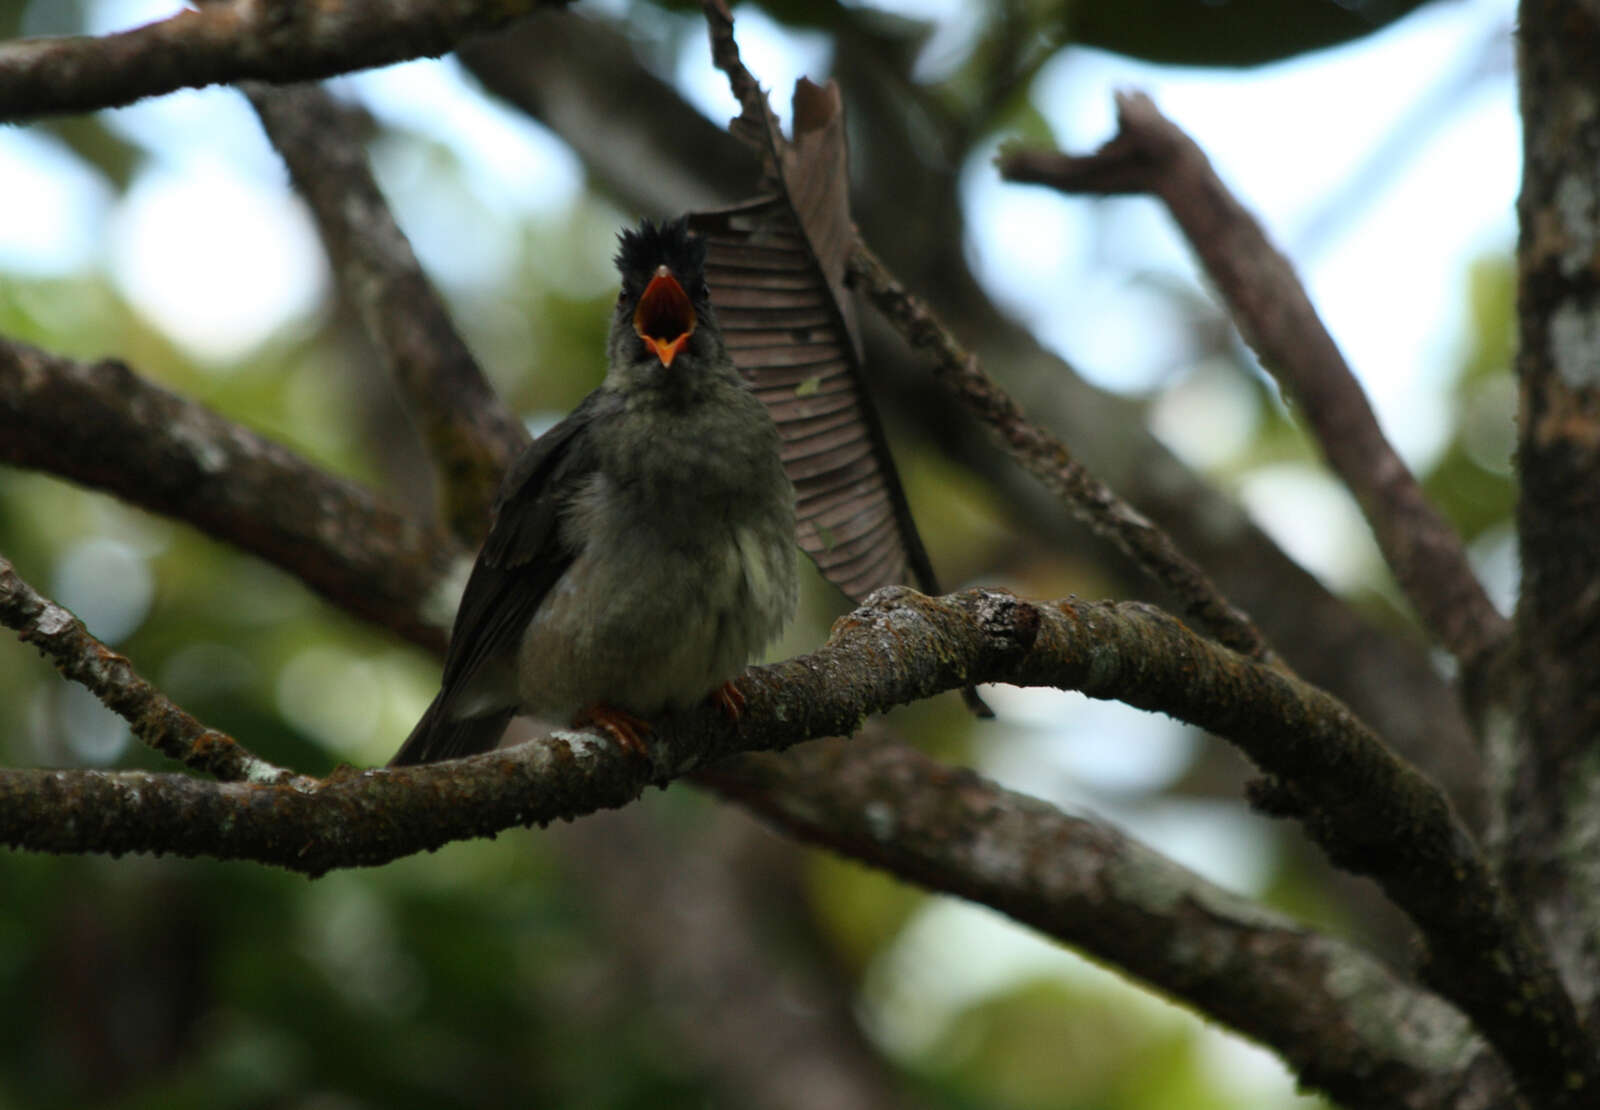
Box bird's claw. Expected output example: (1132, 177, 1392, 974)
(574, 704, 653, 759)
(710, 679, 746, 721)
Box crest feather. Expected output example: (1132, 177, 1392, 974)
(615, 216, 707, 296)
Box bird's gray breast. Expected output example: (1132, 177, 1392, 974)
(516, 385, 797, 718)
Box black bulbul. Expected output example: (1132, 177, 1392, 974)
(391, 217, 797, 766)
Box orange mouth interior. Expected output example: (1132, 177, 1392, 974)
(633, 266, 696, 366)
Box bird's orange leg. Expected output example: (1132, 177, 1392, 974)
(574, 704, 653, 758)
(710, 679, 746, 721)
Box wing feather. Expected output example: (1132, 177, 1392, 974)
(389, 398, 603, 765)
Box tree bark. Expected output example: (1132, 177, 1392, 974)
(1508, 0, 1600, 1037)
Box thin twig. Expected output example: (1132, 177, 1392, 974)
(0, 0, 567, 122)
(245, 82, 529, 542)
(0, 555, 303, 785)
(700, 0, 782, 156)
(847, 241, 1275, 663)
(0, 582, 1587, 1104)
(998, 91, 1509, 670)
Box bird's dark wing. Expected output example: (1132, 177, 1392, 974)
(443, 403, 601, 694)
(389, 397, 604, 766)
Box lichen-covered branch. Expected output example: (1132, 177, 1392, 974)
(701, 738, 1510, 1110)
(1, 578, 1511, 1107)
(0, 340, 457, 651)
(0, 0, 569, 122)
(1, 582, 1585, 1104)
(0, 555, 302, 785)
(245, 82, 529, 541)
(997, 92, 1508, 671)
(846, 240, 1274, 665)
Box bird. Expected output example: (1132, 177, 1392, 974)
(390, 216, 798, 766)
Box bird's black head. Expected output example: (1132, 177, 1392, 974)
(610, 217, 720, 375)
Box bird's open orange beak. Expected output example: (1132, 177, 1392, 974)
(633, 265, 697, 367)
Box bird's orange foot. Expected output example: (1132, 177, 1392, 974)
(574, 704, 653, 759)
(710, 679, 746, 722)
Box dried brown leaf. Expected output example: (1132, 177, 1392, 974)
(691, 80, 991, 715)
(692, 195, 927, 601)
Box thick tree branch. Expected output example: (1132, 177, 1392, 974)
(3, 563, 1505, 1107)
(0, 339, 456, 652)
(846, 240, 1275, 664)
(0, 0, 568, 122)
(1506, 0, 1600, 1033)
(703, 738, 1511, 1110)
(998, 92, 1509, 671)
(0, 555, 302, 785)
(244, 82, 529, 542)
(2, 581, 1585, 1104)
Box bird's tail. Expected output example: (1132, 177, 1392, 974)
(388, 695, 515, 767)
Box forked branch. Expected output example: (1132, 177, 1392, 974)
(999, 92, 1509, 670)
